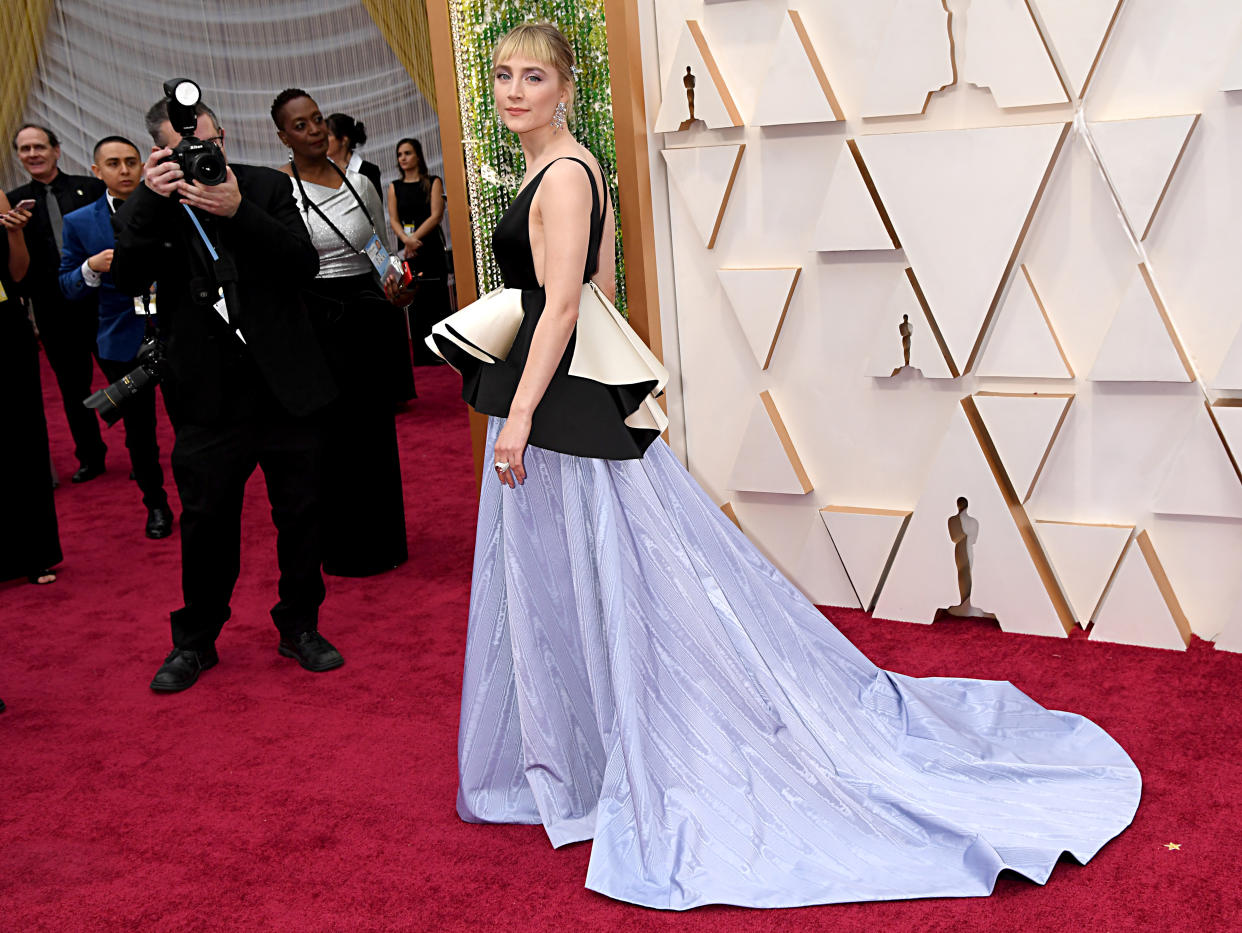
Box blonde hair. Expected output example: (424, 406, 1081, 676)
(493, 22, 577, 119)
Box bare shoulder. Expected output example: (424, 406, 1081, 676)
(539, 157, 594, 198)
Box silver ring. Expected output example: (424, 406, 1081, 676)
(494, 461, 510, 472)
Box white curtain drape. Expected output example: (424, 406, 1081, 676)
(5, 0, 445, 229)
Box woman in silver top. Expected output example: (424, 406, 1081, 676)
(272, 88, 409, 578)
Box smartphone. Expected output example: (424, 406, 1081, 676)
(13, 199, 35, 212)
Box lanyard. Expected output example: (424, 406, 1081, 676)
(290, 159, 374, 255)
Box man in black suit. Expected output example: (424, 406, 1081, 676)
(112, 97, 344, 692)
(8, 124, 108, 482)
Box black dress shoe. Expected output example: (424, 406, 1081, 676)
(278, 630, 344, 672)
(145, 506, 174, 539)
(71, 463, 105, 484)
(150, 646, 218, 692)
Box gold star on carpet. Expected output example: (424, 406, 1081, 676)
(1164, 843, 1181, 850)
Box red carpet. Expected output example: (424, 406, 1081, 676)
(2, 352, 1239, 932)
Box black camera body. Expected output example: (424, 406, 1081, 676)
(84, 336, 165, 427)
(161, 77, 225, 186)
(166, 136, 225, 187)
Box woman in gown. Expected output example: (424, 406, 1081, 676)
(438, 22, 1141, 911)
(272, 89, 408, 578)
(386, 138, 452, 365)
(0, 191, 61, 588)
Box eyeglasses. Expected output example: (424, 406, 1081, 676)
(203, 130, 225, 145)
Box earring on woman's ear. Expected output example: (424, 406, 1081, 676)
(551, 101, 567, 131)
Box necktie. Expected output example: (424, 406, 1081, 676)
(44, 183, 64, 252)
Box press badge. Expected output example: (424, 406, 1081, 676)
(364, 234, 404, 282)
(365, 234, 392, 276)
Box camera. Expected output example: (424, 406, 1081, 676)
(84, 336, 164, 427)
(161, 78, 225, 186)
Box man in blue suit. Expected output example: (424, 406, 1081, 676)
(60, 136, 172, 538)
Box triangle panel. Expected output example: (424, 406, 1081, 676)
(1089, 264, 1194, 382)
(861, 0, 955, 118)
(812, 143, 898, 252)
(717, 267, 801, 370)
(653, 21, 743, 132)
(1151, 403, 1242, 519)
(864, 270, 955, 379)
(1028, 0, 1124, 98)
(1213, 404, 1242, 469)
(1091, 531, 1192, 650)
(1224, 34, 1242, 92)
(820, 506, 912, 611)
(873, 402, 1073, 637)
(972, 392, 1074, 502)
(1212, 323, 1242, 390)
(1088, 114, 1200, 240)
(961, 0, 1069, 108)
(976, 265, 1073, 378)
(751, 11, 844, 127)
(856, 123, 1069, 374)
(728, 391, 813, 495)
(1034, 520, 1133, 626)
(661, 144, 745, 249)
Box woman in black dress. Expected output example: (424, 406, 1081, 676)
(386, 138, 453, 365)
(0, 191, 61, 586)
(273, 88, 409, 577)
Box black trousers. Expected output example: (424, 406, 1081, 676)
(34, 299, 107, 469)
(98, 357, 169, 512)
(169, 413, 326, 652)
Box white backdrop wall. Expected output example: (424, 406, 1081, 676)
(4, 0, 444, 212)
(639, 0, 1242, 649)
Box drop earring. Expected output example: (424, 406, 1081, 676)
(551, 101, 567, 131)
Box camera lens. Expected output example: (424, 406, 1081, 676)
(191, 151, 225, 185)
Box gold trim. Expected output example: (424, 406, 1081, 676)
(1021, 0, 1073, 104)
(973, 391, 1075, 502)
(1020, 264, 1075, 376)
(1137, 262, 1196, 380)
(687, 20, 744, 127)
(1077, 0, 1126, 99)
(964, 122, 1071, 374)
(759, 390, 813, 494)
(847, 140, 901, 249)
(707, 144, 746, 250)
(1204, 400, 1242, 483)
(1134, 530, 1194, 646)
(821, 505, 913, 518)
(1141, 113, 1201, 241)
(721, 502, 742, 529)
(961, 396, 1076, 635)
(788, 10, 845, 122)
(904, 267, 959, 377)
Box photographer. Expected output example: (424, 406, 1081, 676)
(111, 85, 344, 692)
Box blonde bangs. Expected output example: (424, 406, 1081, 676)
(493, 22, 576, 115)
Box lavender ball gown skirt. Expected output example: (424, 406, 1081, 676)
(456, 417, 1141, 910)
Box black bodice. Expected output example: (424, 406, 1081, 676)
(491, 157, 606, 289)
(445, 155, 660, 461)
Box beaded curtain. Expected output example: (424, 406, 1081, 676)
(449, 0, 626, 313)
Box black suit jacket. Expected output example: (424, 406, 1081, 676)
(358, 160, 382, 199)
(7, 172, 105, 308)
(110, 163, 337, 424)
